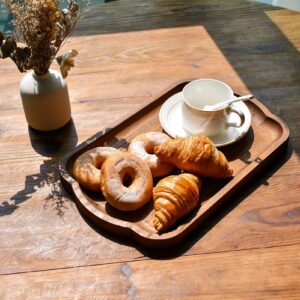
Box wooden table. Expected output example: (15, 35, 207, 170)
(0, 0, 299, 298)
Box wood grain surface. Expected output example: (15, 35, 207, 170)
(0, 0, 299, 298)
(1, 244, 300, 299)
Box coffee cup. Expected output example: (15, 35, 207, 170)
(182, 79, 245, 137)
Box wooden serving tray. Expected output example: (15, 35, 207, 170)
(59, 81, 289, 248)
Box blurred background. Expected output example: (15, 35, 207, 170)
(0, 0, 117, 34)
(1, 0, 299, 35)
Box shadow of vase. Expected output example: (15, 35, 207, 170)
(0, 119, 78, 218)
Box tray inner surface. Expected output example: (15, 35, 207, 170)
(63, 83, 287, 242)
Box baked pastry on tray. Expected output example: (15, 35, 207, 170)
(154, 135, 233, 178)
(153, 173, 201, 232)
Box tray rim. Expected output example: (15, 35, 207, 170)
(59, 79, 290, 248)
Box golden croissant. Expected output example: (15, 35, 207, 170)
(154, 135, 233, 178)
(153, 173, 201, 232)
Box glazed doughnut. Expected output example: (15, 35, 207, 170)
(128, 132, 175, 177)
(73, 147, 121, 192)
(100, 152, 153, 211)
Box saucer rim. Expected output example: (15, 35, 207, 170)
(159, 92, 252, 147)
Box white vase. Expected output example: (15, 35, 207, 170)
(20, 69, 71, 131)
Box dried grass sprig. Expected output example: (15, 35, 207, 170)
(0, 0, 89, 77)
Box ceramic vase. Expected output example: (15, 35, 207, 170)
(20, 69, 71, 131)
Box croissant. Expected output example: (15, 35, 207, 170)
(153, 173, 201, 232)
(154, 135, 233, 178)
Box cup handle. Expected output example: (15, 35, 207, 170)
(225, 106, 245, 128)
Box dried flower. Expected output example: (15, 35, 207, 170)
(0, 0, 89, 77)
(56, 48, 78, 79)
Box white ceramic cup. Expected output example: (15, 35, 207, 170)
(182, 79, 245, 137)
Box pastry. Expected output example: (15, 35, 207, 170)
(100, 152, 153, 211)
(153, 173, 201, 232)
(128, 132, 175, 177)
(73, 147, 121, 192)
(154, 135, 233, 178)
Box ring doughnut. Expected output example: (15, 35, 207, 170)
(73, 147, 121, 192)
(100, 152, 153, 211)
(128, 132, 175, 177)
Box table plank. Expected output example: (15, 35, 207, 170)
(1, 244, 299, 299)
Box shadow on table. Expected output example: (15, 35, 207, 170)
(0, 119, 78, 218)
(28, 119, 78, 157)
(81, 141, 292, 258)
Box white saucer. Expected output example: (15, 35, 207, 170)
(159, 92, 252, 147)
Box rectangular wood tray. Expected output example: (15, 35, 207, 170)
(59, 81, 289, 248)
